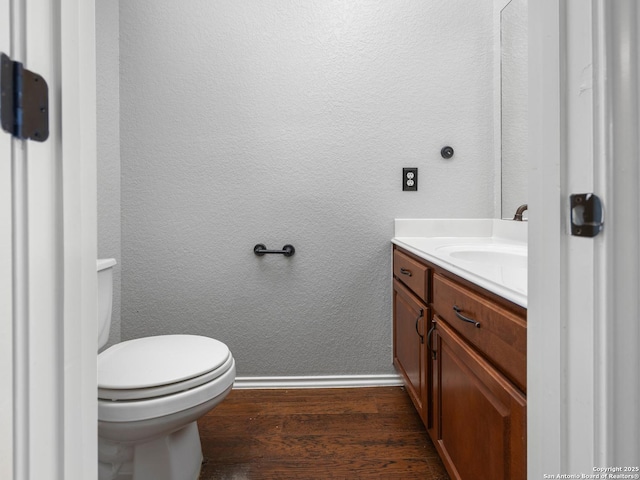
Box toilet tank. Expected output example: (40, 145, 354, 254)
(97, 258, 117, 350)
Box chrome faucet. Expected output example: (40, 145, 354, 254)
(513, 204, 528, 221)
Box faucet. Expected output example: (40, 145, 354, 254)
(513, 204, 528, 221)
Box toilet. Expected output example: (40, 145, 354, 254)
(97, 259, 236, 480)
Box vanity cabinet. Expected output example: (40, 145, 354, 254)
(392, 245, 527, 480)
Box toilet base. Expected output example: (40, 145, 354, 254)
(99, 422, 202, 480)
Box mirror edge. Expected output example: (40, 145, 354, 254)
(494, 0, 513, 219)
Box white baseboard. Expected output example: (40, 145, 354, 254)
(233, 374, 404, 390)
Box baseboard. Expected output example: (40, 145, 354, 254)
(233, 374, 404, 390)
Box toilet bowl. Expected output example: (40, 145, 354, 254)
(97, 259, 236, 480)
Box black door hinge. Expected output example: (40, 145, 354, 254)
(1, 52, 49, 142)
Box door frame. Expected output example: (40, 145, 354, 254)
(1, 0, 97, 478)
(528, 0, 595, 474)
(59, 0, 98, 477)
(529, 0, 640, 475)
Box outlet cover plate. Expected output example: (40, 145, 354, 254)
(403, 168, 418, 191)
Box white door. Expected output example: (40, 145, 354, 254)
(1, 0, 15, 476)
(529, 0, 640, 476)
(1, 0, 98, 478)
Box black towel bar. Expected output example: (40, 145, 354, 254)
(253, 244, 295, 257)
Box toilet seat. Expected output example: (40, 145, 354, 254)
(99, 351, 233, 400)
(98, 334, 230, 392)
(98, 334, 236, 423)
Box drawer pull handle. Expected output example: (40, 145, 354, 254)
(453, 305, 481, 328)
(427, 323, 436, 360)
(400, 268, 412, 277)
(415, 308, 424, 344)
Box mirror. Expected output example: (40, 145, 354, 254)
(500, 0, 528, 218)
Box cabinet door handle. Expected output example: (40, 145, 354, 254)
(400, 267, 412, 277)
(453, 305, 481, 328)
(427, 323, 436, 360)
(415, 308, 424, 344)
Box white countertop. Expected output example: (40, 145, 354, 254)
(392, 219, 527, 308)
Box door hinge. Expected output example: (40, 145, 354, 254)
(1, 52, 49, 142)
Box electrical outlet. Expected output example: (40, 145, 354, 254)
(403, 168, 418, 191)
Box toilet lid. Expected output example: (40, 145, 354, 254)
(98, 334, 230, 391)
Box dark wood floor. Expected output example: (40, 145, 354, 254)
(197, 386, 449, 480)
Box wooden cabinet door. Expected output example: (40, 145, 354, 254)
(393, 279, 428, 423)
(433, 318, 526, 480)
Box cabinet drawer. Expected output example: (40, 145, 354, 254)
(393, 249, 430, 303)
(433, 273, 526, 393)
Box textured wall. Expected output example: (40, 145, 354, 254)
(96, 0, 120, 349)
(120, 0, 495, 376)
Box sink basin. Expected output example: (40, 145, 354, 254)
(435, 244, 527, 269)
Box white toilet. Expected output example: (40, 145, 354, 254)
(97, 259, 236, 480)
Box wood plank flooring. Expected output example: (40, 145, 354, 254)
(197, 386, 449, 480)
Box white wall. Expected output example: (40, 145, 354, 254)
(119, 0, 495, 376)
(96, 0, 120, 348)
